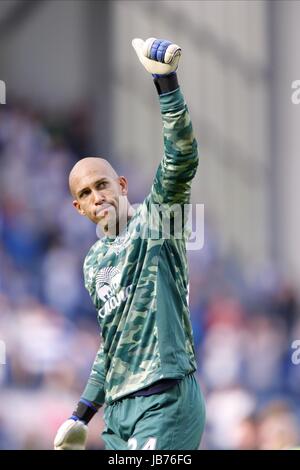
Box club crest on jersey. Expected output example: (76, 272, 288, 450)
(109, 233, 131, 255)
(96, 266, 132, 318)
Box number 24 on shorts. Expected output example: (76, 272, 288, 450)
(128, 437, 157, 450)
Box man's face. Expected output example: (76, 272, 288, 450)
(70, 159, 129, 235)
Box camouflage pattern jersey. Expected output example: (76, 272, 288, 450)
(82, 87, 199, 406)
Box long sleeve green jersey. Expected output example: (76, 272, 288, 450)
(81, 86, 199, 406)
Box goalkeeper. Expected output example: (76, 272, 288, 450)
(54, 37, 206, 450)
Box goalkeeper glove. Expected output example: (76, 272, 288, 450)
(132, 37, 181, 76)
(54, 399, 99, 450)
(132, 37, 182, 95)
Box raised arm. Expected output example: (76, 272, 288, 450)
(132, 37, 198, 207)
(151, 85, 198, 205)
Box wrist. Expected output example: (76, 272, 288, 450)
(71, 398, 100, 424)
(153, 72, 179, 95)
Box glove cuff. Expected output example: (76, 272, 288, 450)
(153, 72, 179, 95)
(71, 398, 100, 424)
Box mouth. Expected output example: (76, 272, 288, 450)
(95, 203, 114, 219)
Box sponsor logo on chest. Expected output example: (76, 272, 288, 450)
(96, 266, 132, 318)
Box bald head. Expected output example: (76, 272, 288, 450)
(69, 157, 118, 198)
(69, 156, 132, 232)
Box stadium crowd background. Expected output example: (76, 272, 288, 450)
(0, 101, 299, 450)
(1, 0, 300, 449)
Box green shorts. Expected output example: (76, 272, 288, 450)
(102, 373, 206, 450)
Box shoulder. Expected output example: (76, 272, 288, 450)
(84, 239, 104, 265)
(83, 239, 105, 290)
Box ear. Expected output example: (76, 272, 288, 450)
(73, 200, 85, 216)
(118, 176, 128, 195)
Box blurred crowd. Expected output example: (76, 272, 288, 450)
(0, 103, 299, 449)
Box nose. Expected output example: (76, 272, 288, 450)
(93, 190, 105, 205)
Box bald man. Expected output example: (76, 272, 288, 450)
(54, 38, 205, 451)
(69, 157, 134, 236)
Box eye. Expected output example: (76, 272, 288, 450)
(80, 190, 90, 198)
(97, 181, 107, 189)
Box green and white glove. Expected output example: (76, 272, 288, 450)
(132, 37, 181, 76)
